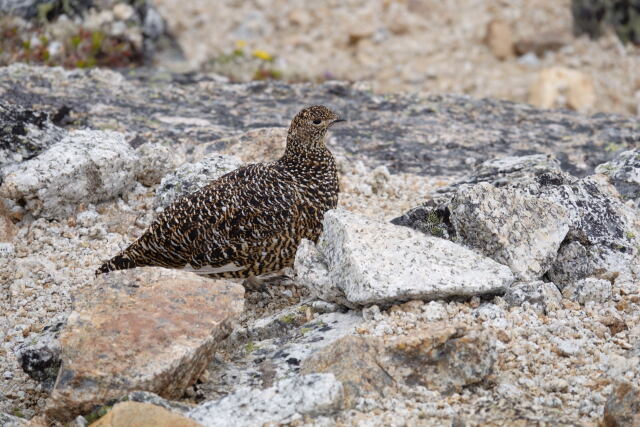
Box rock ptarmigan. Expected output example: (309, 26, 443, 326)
(96, 105, 342, 279)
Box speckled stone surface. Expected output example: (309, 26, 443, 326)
(1, 64, 638, 179)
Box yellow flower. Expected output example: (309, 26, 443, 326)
(235, 40, 247, 49)
(252, 49, 273, 61)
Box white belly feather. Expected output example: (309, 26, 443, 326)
(183, 262, 246, 275)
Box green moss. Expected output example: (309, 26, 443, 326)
(300, 327, 312, 335)
(626, 232, 636, 240)
(424, 210, 447, 238)
(91, 31, 105, 54)
(279, 313, 296, 324)
(12, 408, 24, 418)
(605, 142, 627, 152)
(84, 405, 112, 424)
(245, 341, 258, 353)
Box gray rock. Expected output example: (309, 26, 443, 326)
(3, 65, 640, 178)
(541, 172, 639, 286)
(69, 415, 88, 427)
(135, 143, 182, 187)
(389, 203, 454, 239)
(504, 281, 563, 314)
(435, 153, 562, 199)
(302, 324, 496, 401)
(449, 182, 570, 280)
(562, 278, 612, 304)
(0, 412, 26, 427)
(202, 311, 362, 400)
(596, 148, 640, 204)
(0, 130, 140, 219)
(391, 154, 562, 239)
(15, 317, 65, 390)
(0, 0, 91, 19)
(553, 337, 582, 357)
(124, 391, 193, 414)
(395, 161, 640, 289)
(153, 154, 243, 210)
(188, 374, 343, 427)
(0, 100, 66, 170)
(602, 382, 640, 427)
(295, 209, 515, 308)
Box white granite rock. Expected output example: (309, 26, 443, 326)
(450, 182, 570, 280)
(0, 130, 139, 219)
(295, 209, 515, 307)
(135, 143, 183, 187)
(503, 281, 563, 314)
(188, 374, 343, 427)
(562, 278, 612, 304)
(153, 154, 243, 210)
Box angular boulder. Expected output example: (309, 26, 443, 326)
(0, 130, 140, 219)
(295, 209, 514, 308)
(187, 374, 343, 427)
(45, 268, 244, 422)
(542, 172, 639, 286)
(449, 182, 570, 280)
(302, 324, 496, 399)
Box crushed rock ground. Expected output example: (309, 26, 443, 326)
(1, 142, 638, 425)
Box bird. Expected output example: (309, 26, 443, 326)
(96, 105, 343, 282)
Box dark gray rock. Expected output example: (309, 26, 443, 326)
(124, 391, 193, 414)
(0, 100, 66, 170)
(572, 0, 640, 44)
(0, 0, 91, 20)
(0, 411, 26, 427)
(394, 160, 639, 288)
(596, 148, 640, 204)
(503, 281, 563, 314)
(1, 65, 638, 178)
(16, 319, 64, 390)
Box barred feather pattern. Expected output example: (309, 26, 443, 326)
(96, 105, 341, 278)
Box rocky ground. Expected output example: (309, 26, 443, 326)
(0, 64, 639, 426)
(152, 0, 640, 116)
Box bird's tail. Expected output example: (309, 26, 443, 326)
(95, 253, 138, 276)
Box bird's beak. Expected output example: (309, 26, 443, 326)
(330, 118, 346, 126)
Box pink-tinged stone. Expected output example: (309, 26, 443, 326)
(45, 268, 244, 422)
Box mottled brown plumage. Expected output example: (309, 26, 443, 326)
(96, 105, 341, 278)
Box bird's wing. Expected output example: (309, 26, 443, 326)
(128, 164, 302, 271)
(186, 169, 303, 270)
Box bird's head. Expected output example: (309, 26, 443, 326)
(286, 105, 344, 152)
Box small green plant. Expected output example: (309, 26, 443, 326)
(84, 405, 112, 424)
(279, 313, 296, 324)
(244, 341, 258, 353)
(12, 408, 24, 418)
(424, 210, 447, 238)
(626, 231, 636, 240)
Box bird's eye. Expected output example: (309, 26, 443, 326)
(312, 119, 322, 125)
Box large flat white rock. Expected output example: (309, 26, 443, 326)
(295, 209, 515, 307)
